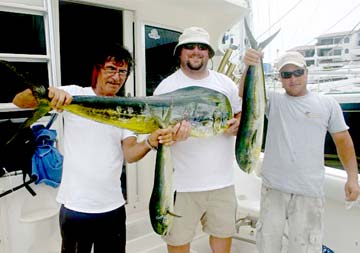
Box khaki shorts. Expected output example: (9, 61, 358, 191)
(256, 185, 324, 253)
(163, 185, 237, 246)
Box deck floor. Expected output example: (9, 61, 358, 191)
(126, 210, 258, 253)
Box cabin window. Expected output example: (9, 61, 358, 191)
(345, 49, 349, 54)
(0, 11, 46, 55)
(318, 48, 332, 57)
(0, 10, 48, 104)
(145, 25, 181, 96)
(317, 38, 333, 46)
(306, 60, 315, 66)
(344, 37, 350, 43)
(334, 38, 342, 44)
(0, 62, 48, 103)
(304, 49, 315, 57)
(333, 49, 342, 56)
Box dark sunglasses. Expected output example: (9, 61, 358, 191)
(280, 69, 305, 79)
(182, 43, 209, 51)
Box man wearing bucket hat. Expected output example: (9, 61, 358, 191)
(240, 49, 359, 253)
(154, 27, 242, 252)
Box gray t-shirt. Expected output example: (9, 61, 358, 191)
(261, 90, 348, 197)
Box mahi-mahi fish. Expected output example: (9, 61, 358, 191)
(0, 61, 232, 138)
(149, 144, 181, 235)
(235, 20, 280, 173)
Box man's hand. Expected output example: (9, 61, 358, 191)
(243, 48, 263, 67)
(48, 87, 73, 111)
(224, 117, 240, 136)
(147, 127, 174, 148)
(345, 178, 360, 201)
(172, 120, 191, 142)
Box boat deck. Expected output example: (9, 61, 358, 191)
(0, 168, 260, 253)
(126, 210, 258, 253)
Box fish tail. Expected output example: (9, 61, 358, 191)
(244, 19, 258, 49)
(0, 60, 48, 101)
(0, 60, 51, 145)
(244, 19, 280, 51)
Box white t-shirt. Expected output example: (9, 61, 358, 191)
(56, 85, 135, 213)
(154, 69, 241, 192)
(262, 90, 348, 197)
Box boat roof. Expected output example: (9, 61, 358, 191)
(103, 0, 249, 50)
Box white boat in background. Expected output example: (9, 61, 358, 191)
(0, 1, 359, 253)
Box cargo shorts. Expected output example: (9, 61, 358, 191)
(163, 185, 237, 246)
(256, 185, 324, 253)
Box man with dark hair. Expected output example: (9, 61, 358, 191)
(13, 44, 173, 253)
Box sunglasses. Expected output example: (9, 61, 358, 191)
(103, 66, 128, 76)
(182, 43, 209, 51)
(280, 69, 305, 79)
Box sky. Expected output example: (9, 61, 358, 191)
(250, 0, 360, 63)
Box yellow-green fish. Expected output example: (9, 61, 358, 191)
(235, 20, 280, 173)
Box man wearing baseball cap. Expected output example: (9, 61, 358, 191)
(154, 27, 241, 252)
(240, 50, 359, 253)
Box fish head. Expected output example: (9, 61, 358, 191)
(151, 209, 174, 236)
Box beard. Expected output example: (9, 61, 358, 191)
(186, 59, 204, 71)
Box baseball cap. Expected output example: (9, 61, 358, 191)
(276, 51, 306, 71)
(173, 27, 215, 58)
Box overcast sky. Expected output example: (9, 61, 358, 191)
(250, 0, 360, 63)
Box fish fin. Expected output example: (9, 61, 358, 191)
(148, 104, 169, 129)
(161, 101, 173, 128)
(251, 129, 258, 146)
(244, 19, 280, 51)
(167, 210, 182, 218)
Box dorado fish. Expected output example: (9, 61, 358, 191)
(149, 144, 181, 235)
(66, 86, 232, 136)
(0, 61, 232, 138)
(235, 20, 280, 173)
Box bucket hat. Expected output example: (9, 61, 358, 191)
(174, 27, 215, 58)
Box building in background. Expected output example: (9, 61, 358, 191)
(291, 29, 360, 69)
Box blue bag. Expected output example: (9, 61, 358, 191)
(31, 123, 63, 188)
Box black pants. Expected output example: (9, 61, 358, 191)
(59, 205, 126, 253)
